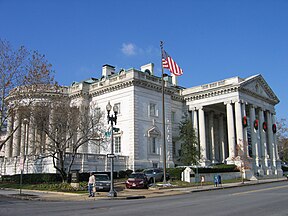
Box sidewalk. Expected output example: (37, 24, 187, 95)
(0, 177, 286, 201)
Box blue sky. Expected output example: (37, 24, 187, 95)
(1, 0, 287, 119)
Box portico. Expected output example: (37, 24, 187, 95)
(183, 74, 282, 178)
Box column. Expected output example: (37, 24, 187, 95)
(259, 109, 271, 175)
(192, 108, 199, 133)
(28, 112, 35, 155)
(258, 108, 267, 176)
(250, 105, 262, 174)
(218, 114, 225, 163)
(20, 119, 27, 157)
(242, 103, 249, 156)
(4, 114, 13, 158)
(225, 101, 236, 163)
(191, 108, 199, 153)
(12, 110, 21, 157)
(272, 113, 283, 176)
(266, 111, 276, 172)
(198, 107, 208, 165)
(234, 101, 245, 156)
(209, 111, 217, 163)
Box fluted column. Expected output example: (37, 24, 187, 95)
(242, 103, 249, 156)
(218, 114, 225, 163)
(226, 101, 236, 163)
(198, 107, 208, 165)
(270, 113, 277, 174)
(12, 110, 21, 157)
(209, 111, 217, 163)
(267, 111, 276, 172)
(20, 119, 27, 157)
(191, 108, 199, 153)
(235, 101, 244, 156)
(259, 109, 271, 175)
(28, 112, 35, 155)
(192, 108, 198, 133)
(250, 105, 261, 172)
(5, 114, 13, 158)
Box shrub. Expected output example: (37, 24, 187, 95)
(167, 167, 186, 180)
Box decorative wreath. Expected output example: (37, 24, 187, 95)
(242, 116, 248, 127)
(262, 122, 267, 132)
(272, 123, 277, 134)
(254, 119, 259, 130)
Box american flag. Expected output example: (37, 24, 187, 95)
(162, 50, 183, 76)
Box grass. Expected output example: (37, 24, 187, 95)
(0, 178, 247, 192)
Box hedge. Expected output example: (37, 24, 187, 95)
(1, 173, 62, 184)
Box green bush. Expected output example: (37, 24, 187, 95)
(282, 166, 288, 172)
(1, 174, 62, 184)
(167, 167, 186, 180)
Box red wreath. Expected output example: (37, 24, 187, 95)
(243, 116, 248, 127)
(272, 123, 277, 133)
(254, 119, 259, 130)
(263, 122, 267, 132)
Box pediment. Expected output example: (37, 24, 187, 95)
(239, 75, 279, 104)
(147, 126, 161, 137)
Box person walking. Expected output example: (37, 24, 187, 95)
(88, 172, 96, 197)
(213, 174, 218, 187)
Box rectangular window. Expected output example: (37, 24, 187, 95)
(151, 137, 156, 153)
(171, 111, 175, 124)
(149, 103, 157, 116)
(115, 103, 121, 114)
(114, 136, 121, 153)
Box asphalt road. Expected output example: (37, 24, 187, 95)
(1, 181, 288, 216)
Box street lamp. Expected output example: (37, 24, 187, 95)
(106, 101, 118, 197)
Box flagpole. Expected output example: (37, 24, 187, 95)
(160, 41, 167, 184)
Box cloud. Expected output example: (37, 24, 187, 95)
(121, 43, 136, 56)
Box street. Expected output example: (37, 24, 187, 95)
(1, 181, 288, 216)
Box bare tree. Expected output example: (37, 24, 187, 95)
(277, 118, 288, 162)
(0, 39, 55, 151)
(232, 140, 252, 183)
(34, 97, 106, 182)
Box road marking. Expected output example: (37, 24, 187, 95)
(232, 185, 288, 196)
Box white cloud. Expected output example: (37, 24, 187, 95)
(121, 43, 136, 56)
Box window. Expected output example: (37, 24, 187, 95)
(149, 103, 157, 116)
(149, 137, 158, 154)
(114, 136, 121, 153)
(115, 103, 121, 114)
(151, 137, 156, 153)
(171, 111, 175, 124)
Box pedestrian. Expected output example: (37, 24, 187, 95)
(88, 172, 96, 197)
(201, 176, 205, 186)
(217, 175, 222, 187)
(214, 175, 218, 187)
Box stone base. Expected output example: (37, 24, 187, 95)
(199, 159, 211, 167)
(70, 182, 80, 189)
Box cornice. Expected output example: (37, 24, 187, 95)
(183, 86, 238, 102)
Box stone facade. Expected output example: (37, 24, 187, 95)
(0, 63, 283, 179)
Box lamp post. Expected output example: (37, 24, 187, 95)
(106, 101, 118, 197)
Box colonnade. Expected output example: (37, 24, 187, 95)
(190, 100, 280, 175)
(4, 108, 47, 158)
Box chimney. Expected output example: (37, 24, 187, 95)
(140, 63, 154, 75)
(102, 64, 115, 77)
(172, 74, 178, 86)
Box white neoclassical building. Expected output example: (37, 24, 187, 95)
(0, 63, 283, 178)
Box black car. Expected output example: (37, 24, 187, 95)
(95, 174, 110, 191)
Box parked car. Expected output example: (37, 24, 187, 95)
(95, 174, 111, 192)
(125, 172, 149, 189)
(143, 168, 170, 184)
